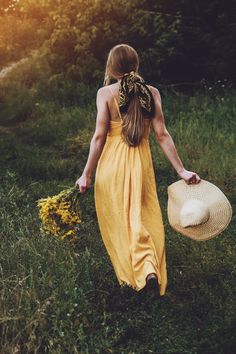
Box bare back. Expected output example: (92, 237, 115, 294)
(106, 83, 155, 122)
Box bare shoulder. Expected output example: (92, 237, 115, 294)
(97, 86, 108, 98)
(147, 85, 161, 102)
(97, 83, 118, 99)
(96, 87, 109, 109)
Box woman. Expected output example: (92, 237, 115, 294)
(75, 44, 201, 296)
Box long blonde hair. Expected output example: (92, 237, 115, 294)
(103, 44, 145, 147)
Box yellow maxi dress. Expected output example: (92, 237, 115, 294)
(94, 92, 167, 296)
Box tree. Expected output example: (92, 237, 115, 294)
(0, 0, 18, 15)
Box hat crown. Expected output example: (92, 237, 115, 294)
(167, 179, 232, 240)
(179, 199, 210, 228)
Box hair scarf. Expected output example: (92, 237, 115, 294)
(119, 71, 155, 117)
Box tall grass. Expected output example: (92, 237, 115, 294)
(0, 81, 235, 353)
(151, 90, 236, 191)
(0, 56, 97, 126)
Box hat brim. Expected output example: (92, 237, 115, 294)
(167, 179, 233, 241)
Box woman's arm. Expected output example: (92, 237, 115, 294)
(75, 87, 110, 193)
(150, 86, 201, 184)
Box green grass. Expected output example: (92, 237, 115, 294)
(0, 86, 235, 353)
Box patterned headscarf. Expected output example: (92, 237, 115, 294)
(119, 71, 155, 117)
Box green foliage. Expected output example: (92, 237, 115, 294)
(150, 89, 236, 191)
(0, 82, 36, 125)
(1, 0, 236, 85)
(0, 0, 53, 68)
(0, 0, 17, 15)
(45, 0, 184, 83)
(0, 55, 97, 126)
(43, 0, 236, 83)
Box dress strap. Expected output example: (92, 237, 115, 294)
(109, 86, 122, 120)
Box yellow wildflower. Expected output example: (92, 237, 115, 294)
(36, 187, 82, 241)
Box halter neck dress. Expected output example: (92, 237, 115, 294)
(94, 86, 167, 295)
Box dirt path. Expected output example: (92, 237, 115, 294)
(0, 57, 28, 80)
(0, 51, 38, 133)
(0, 126, 12, 134)
(0, 49, 38, 80)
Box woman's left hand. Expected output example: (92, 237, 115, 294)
(177, 168, 201, 184)
(75, 175, 92, 194)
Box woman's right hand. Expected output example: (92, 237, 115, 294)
(74, 174, 91, 194)
(177, 168, 201, 185)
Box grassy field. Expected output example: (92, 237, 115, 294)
(0, 79, 235, 353)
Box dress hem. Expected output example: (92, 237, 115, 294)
(118, 278, 167, 296)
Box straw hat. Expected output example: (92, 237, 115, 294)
(167, 179, 232, 241)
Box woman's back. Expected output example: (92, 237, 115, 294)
(107, 82, 156, 123)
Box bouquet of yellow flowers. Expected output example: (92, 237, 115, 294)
(36, 187, 81, 241)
